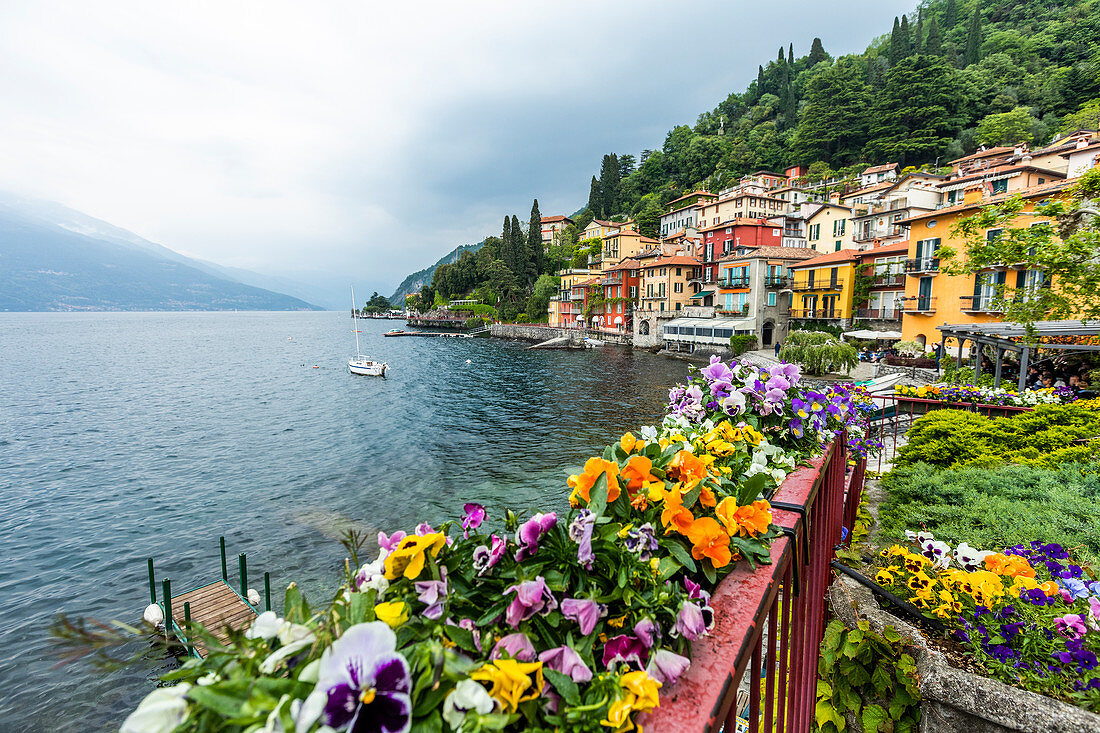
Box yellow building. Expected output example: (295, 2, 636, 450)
(550, 268, 595, 327)
(898, 180, 1073, 347)
(582, 218, 632, 242)
(599, 230, 656, 271)
(640, 255, 701, 313)
(805, 203, 854, 253)
(788, 250, 859, 321)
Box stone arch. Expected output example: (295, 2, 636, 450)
(761, 320, 775, 347)
(639, 320, 650, 336)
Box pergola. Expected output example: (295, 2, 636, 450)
(936, 320, 1100, 391)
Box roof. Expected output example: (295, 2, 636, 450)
(899, 179, 1075, 223)
(857, 241, 909, 258)
(935, 320, 1100, 351)
(788, 249, 859, 269)
(807, 203, 852, 216)
(607, 257, 642, 271)
(588, 219, 628, 228)
(841, 181, 895, 199)
(949, 146, 1015, 165)
(718, 246, 819, 263)
(935, 164, 1066, 189)
(698, 218, 773, 233)
(862, 163, 898, 175)
(1061, 141, 1100, 157)
(642, 255, 701, 269)
(749, 170, 786, 178)
(665, 190, 717, 206)
(540, 215, 573, 224)
(663, 316, 756, 331)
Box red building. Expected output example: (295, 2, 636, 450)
(698, 219, 784, 284)
(594, 257, 642, 333)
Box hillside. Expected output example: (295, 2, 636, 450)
(0, 201, 320, 311)
(387, 240, 485, 306)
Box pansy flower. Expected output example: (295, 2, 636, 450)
(567, 458, 620, 505)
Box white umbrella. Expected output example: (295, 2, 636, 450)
(575, 315, 584, 323)
(591, 316, 600, 323)
(613, 316, 623, 325)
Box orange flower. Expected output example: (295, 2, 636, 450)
(714, 497, 773, 537)
(1039, 580, 1061, 597)
(668, 450, 708, 487)
(687, 517, 733, 569)
(620, 432, 638, 453)
(567, 457, 620, 505)
(656, 485, 695, 536)
(984, 553, 1035, 579)
(698, 485, 717, 508)
(621, 455, 659, 494)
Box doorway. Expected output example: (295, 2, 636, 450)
(762, 320, 774, 347)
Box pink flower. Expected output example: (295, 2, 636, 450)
(560, 598, 605, 636)
(646, 649, 691, 686)
(377, 530, 407, 553)
(672, 601, 709, 641)
(1055, 613, 1088, 640)
(633, 618, 660, 649)
(503, 576, 557, 628)
(602, 634, 649, 669)
(1089, 597, 1100, 631)
(462, 503, 486, 538)
(472, 535, 506, 576)
(413, 567, 447, 620)
(491, 632, 536, 662)
(539, 645, 593, 683)
(515, 512, 557, 562)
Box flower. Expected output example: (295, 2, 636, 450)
(413, 567, 448, 620)
(620, 432, 638, 453)
(621, 455, 659, 494)
(602, 634, 649, 669)
(297, 622, 411, 733)
(1056, 614, 1089, 640)
(668, 450, 708, 486)
(953, 542, 993, 572)
(355, 553, 391, 597)
(377, 530, 407, 554)
(246, 610, 284, 641)
(470, 659, 544, 713)
(568, 457, 620, 505)
(714, 497, 772, 537)
(442, 679, 495, 731)
(920, 539, 952, 569)
(374, 600, 410, 629)
(539, 645, 593, 683)
(503, 577, 558, 627)
(472, 534, 506, 576)
(623, 523, 658, 560)
(383, 532, 447, 580)
(655, 485, 695, 536)
(561, 597, 606, 635)
(568, 510, 597, 569)
(721, 391, 747, 416)
(633, 618, 660, 649)
(462, 503, 486, 537)
(602, 671, 661, 731)
(686, 517, 733, 569)
(120, 683, 192, 733)
(515, 512, 557, 562)
(646, 649, 691, 686)
(672, 601, 710, 641)
(491, 632, 537, 662)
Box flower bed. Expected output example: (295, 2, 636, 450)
(122, 357, 873, 733)
(895, 383, 1072, 409)
(873, 532, 1100, 712)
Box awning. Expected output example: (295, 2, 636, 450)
(613, 316, 624, 325)
(842, 329, 902, 340)
(690, 290, 713, 299)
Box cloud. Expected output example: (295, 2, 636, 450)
(0, 0, 911, 295)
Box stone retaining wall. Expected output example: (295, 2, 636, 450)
(489, 324, 567, 341)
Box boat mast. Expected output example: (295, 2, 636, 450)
(351, 285, 361, 359)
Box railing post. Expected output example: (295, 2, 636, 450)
(162, 578, 172, 640)
(147, 558, 156, 604)
(239, 553, 247, 598)
(183, 602, 193, 656)
(264, 572, 272, 611)
(220, 537, 228, 582)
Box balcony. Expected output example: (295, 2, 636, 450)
(716, 305, 751, 317)
(764, 275, 790, 287)
(904, 257, 939, 274)
(958, 295, 1003, 313)
(854, 307, 901, 320)
(871, 273, 904, 288)
(791, 278, 844, 291)
(720, 277, 750, 289)
(789, 308, 840, 319)
(900, 296, 937, 313)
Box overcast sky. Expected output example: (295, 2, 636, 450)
(0, 0, 912, 298)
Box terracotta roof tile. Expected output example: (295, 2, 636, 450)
(789, 249, 859, 268)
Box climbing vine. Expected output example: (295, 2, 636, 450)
(814, 619, 921, 733)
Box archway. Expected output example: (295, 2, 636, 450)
(639, 321, 650, 336)
(762, 320, 775, 347)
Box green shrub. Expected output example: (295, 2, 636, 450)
(729, 334, 758, 356)
(877, 463, 1100, 565)
(780, 330, 857, 376)
(894, 404, 1100, 470)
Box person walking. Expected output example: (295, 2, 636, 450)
(774, 340, 782, 358)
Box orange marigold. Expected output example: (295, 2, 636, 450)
(686, 517, 733, 569)
(567, 457, 620, 505)
(714, 497, 773, 537)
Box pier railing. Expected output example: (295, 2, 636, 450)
(639, 436, 864, 731)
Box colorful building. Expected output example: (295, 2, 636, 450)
(599, 230, 657, 272)
(853, 241, 908, 324)
(591, 257, 642, 333)
(713, 246, 818, 346)
(550, 268, 596, 327)
(698, 219, 783, 290)
(540, 215, 574, 248)
(582, 219, 630, 242)
(788, 250, 859, 323)
(640, 255, 702, 313)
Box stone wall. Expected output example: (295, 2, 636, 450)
(490, 324, 569, 342)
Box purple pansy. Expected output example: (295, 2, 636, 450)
(561, 597, 606, 635)
(568, 510, 596, 570)
(462, 503, 486, 538)
(672, 601, 710, 641)
(624, 523, 658, 560)
(378, 530, 407, 554)
(539, 645, 593, 683)
(646, 648, 691, 686)
(300, 621, 411, 733)
(472, 535, 506, 576)
(602, 634, 649, 669)
(515, 512, 557, 562)
(491, 632, 536, 662)
(503, 576, 557, 628)
(1055, 614, 1088, 640)
(413, 567, 447, 620)
(633, 618, 660, 649)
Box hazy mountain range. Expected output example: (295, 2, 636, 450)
(387, 240, 485, 306)
(0, 193, 324, 311)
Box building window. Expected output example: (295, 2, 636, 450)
(992, 178, 1008, 194)
(834, 241, 841, 252)
(767, 291, 776, 306)
(674, 282, 683, 294)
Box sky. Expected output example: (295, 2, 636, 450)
(0, 0, 913, 301)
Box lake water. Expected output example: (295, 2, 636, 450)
(0, 312, 688, 731)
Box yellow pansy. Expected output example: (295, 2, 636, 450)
(383, 533, 448, 580)
(374, 600, 409, 628)
(620, 432, 638, 453)
(601, 671, 661, 732)
(470, 659, 544, 713)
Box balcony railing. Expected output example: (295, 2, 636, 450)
(791, 278, 844, 291)
(789, 308, 840, 319)
(959, 295, 1003, 313)
(854, 307, 901, 320)
(716, 305, 751, 316)
(721, 277, 750, 288)
(904, 257, 940, 274)
(764, 275, 790, 287)
(871, 273, 904, 288)
(900, 296, 937, 313)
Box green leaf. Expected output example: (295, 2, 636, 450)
(657, 555, 682, 581)
(738, 473, 769, 505)
(187, 686, 249, 718)
(665, 540, 697, 573)
(588, 473, 609, 517)
(444, 625, 479, 654)
(283, 583, 310, 624)
(871, 663, 893, 694)
(701, 559, 716, 585)
(410, 711, 444, 733)
(882, 626, 902, 644)
(862, 703, 889, 733)
(681, 483, 702, 509)
(544, 668, 581, 706)
(815, 698, 846, 731)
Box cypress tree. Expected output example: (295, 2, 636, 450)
(757, 65, 766, 95)
(527, 199, 543, 282)
(510, 214, 527, 285)
(501, 215, 516, 285)
(788, 43, 794, 66)
(926, 15, 943, 56)
(965, 3, 982, 65)
(945, 0, 958, 29)
(588, 176, 602, 218)
(889, 17, 903, 65)
(778, 46, 785, 64)
(900, 15, 911, 56)
(599, 154, 621, 217)
(915, 8, 924, 54)
(808, 37, 828, 66)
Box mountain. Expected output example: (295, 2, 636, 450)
(387, 240, 485, 306)
(0, 194, 321, 311)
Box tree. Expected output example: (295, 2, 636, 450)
(1062, 97, 1100, 134)
(779, 331, 857, 375)
(618, 154, 636, 179)
(807, 37, 828, 66)
(599, 154, 621, 217)
(914, 8, 923, 54)
(976, 107, 1038, 146)
(900, 15, 911, 57)
(527, 199, 543, 284)
(939, 169, 1100, 336)
(791, 58, 872, 165)
(945, 0, 958, 29)
(500, 215, 514, 275)
(636, 199, 663, 239)
(889, 17, 905, 65)
(865, 55, 962, 166)
(509, 214, 526, 284)
(756, 65, 766, 96)
(788, 42, 794, 66)
(526, 274, 560, 321)
(588, 176, 602, 218)
(965, 2, 982, 66)
(362, 291, 392, 314)
(925, 15, 943, 57)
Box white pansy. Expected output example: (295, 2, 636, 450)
(640, 425, 658, 441)
(246, 611, 282, 640)
(120, 683, 191, 733)
(953, 542, 993, 572)
(442, 679, 496, 730)
(258, 633, 316, 674)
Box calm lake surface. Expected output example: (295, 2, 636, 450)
(0, 311, 688, 731)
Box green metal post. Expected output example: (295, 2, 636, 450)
(220, 537, 228, 581)
(264, 572, 271, 611)
(239, 553, 247, 598)
(162, 578, 172, 640)
(183, 602, 193, 655)
(147, 558, 156, 604)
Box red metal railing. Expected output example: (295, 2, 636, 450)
(641, 436, 864, 731)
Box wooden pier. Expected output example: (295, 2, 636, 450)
(147, 537, 268, 658)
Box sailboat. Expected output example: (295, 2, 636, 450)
(348, 286, 388, 377)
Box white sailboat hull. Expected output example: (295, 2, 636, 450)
(348, 358, 387, 377)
